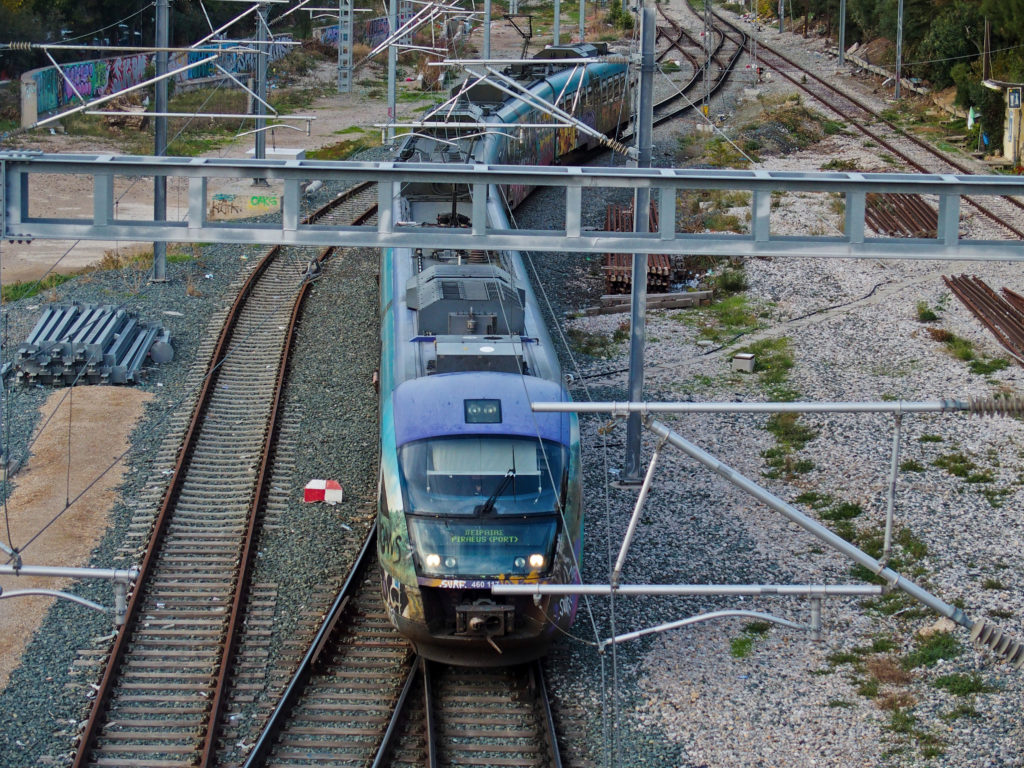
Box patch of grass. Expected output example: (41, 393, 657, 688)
(940, 701, 980, 721)
(822, 119, 846, 135)
(708, 294, 758, 333)
(567, 322, 630, 359)
(924, 326, 1008, 375)
(919, 433, 943, 443)
(856, 677, 880, 698)
(896, 527, 928, 560)
(932, 673, 993, 695)
(982, 578, 1006, 590)
(900, 459, 925, 472)
(704, 136, 750, 168)
(2, 273, 75, 302)
(731, 619, 774, 658)
(820, 158, 857, 171)
(766, 411, 818, 449)
(795, 491, 833, 509)
(888, 707, 917, 733)
(827, 650, 862, 666)
(715, 268, 748, 293)
(820, 501, 863, 521)
(850, 563, 888, 586)
(932, 451, 977, 478)
(902, 632, 962, 670)
(730, 635, 754, 658)
(969, 357, 1010, 375)
(916, 301, 938, 322)
(869, 636, 898, 653)
(308, 134, 380, 160)
(762, 411, 817, 479)
(679, 292, 762, 344)
(867, 656, 913, 685)
(736, 337, 793, 386)
(827, 699, 856, 708)
(982, 487, 1012, 507)
(877, 691, 917, 710)
(862, 590, 927, 619)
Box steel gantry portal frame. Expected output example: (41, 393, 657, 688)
(2, 153, 1024, 260)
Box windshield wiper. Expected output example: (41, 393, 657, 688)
(475, 469, 515, 516)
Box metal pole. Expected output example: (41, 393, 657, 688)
(704, 0, 712, 113)
(778, 0, 784, 33)
(531, 398, 975, 415)
(1, 161, 5, 486)
(338, 0, 353, 92)
(579, 0, 585, 43)
(895, 0, 903, 100)
(623, 7, 655, 483)
(494, 583, 882, 597)
(644, 418, 972, 628)
(254, 2, 269, 183)
(838, 0, 846, 66)
(882, 413, 902, 563)
(553, 0, 560, 45)
(152, 0, 168, 281)
(387, 0, 398, 142)
(483, 0, 491, 59)
(612, 440, 663, 585)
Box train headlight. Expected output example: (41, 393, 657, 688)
(514, 557, 526, 569)
(528, 554, 545, 569)
(425, 553, 441, 568)
(444, 556, 457, 569)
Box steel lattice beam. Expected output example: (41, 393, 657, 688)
(2, 152, 1023, 260)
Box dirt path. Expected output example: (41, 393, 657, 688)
(0, 387, 152, 689)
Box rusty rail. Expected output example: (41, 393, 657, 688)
(603, 203, 674, 294)
(943, 274, 1024, 363)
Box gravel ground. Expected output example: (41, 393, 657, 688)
(527, 10, 1024, 768)
(1, 8, 1022, 768)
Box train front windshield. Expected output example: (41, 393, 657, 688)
(399, 436, 566, 516)
(398, 435, 567, 577)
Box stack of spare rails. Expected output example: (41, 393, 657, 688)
(9, 303, 173, 386)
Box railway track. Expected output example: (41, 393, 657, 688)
(243, 527, 577, 768)
(72, 182, 377, 768)
(650, 5, 746, 127)
(709, 9, 1024, 240)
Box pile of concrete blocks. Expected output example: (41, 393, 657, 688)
(11, 303, 173, 386)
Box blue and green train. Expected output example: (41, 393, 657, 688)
(377, 44, 630, 665)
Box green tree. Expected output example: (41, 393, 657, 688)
(951, 58, 1004, 148)
(914, 1, 983, 88)
(981, 0, 1024, 42)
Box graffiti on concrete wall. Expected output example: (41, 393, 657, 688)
(314, 14, 415, 48)
(30, 38, 292, 118)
